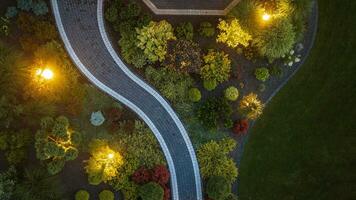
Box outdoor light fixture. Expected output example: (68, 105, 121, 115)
(36, 68, 54, 80)
(262, 13, 271, 21)
(108, 153, 114, 159)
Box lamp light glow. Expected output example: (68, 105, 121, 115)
(108, 153, 114, 159)
(262, 13, 271, 21)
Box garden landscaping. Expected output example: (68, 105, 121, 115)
(2, 0, 353, 200)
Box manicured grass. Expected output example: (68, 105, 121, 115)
(238, 1, 356, 200)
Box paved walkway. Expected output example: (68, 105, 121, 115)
(51, 0, 202, 199)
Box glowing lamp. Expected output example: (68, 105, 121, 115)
(262, 13, 271, 21)
(36, 68, 54, 80)
(108, 153, 114, 159)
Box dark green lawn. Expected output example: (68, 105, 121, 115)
(238, 1, 356, 200)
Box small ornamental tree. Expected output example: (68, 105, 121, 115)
(175, 22, 194, 40)
(255, 67, 270, 82)
(217, 18, 252, 48)
(164, 40, 202, 73)
(233, 119, 249, 135)
(75, 190, 90, 200)
(197, 138, 238, 182)
(239, 93, 264, 120)
(85, 139, 124, 185)
(99, 190, 115, 200)
(225, 86, 239, 101)
(35, 116, 81, 175)
(254, 18, 296, 61)
(138, 182, 164, 200)
(201, 50, 231, 84)
(206, 176, 231, 200)
(188, 88, 202, 102)
(136, 20, 176, 62)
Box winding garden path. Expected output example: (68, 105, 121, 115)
(51, 0, 202, 199)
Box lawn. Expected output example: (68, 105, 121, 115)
(238, 1, 356, 200)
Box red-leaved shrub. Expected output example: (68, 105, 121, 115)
(131, 167, 151, 184)
(162, 185, 171, 200)
(151, 165, 170, 186)
(233, 119, 249, 135)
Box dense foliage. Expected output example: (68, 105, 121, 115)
(136, 20, 176, 62)
(217, 18, 252, 48)
(225, 86, 239, 101)
(197, 98, 233, 130)
(239, 93, 264, 120)
(206, 176, 231, 200)
(75, 190, 90, 200)
(164, 40, 202, 74)
(197, 139, 238, 182)
(201, 50, 231, 84)
(255, 67, 270, 82)
(188, 88, 202, 102)
(0, 166, 17, 200)
(99, 190, 115, 200)
(0, 129, 31, 164)
(199, 22, 215, 37)
(175, 22, 194, 40)
(138, 182, 164, 200)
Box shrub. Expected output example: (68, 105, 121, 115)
(138, 182, 164, 200)
(217, 18, 252, 48)
(203, 79, 218, 91)
(105, 3, 118, 22)
(0, 130, 31, 164)
(225, 86, 239, 101)
(254, 18, 296, 61)
(75, 190, 90, 200)
(35, 116, 81, 174)
(0, 166, 17, 200)
(228, 0, 260, 34)
(85, 139, 124, 185)
(90, 111, 106, 126)
(5, 7, 18, 18)
(32, 0, 48, 16)
(119, 33, 148, 68)
(233, 119, 249, 135)
(99, 190, 114, 200)
(270, 65, 283, 78)
(175, 22, 194, 40)
(197, 98, 232, 130)
(17, 0, 33, 11)
(164, 40, 202, 73)
(145, 66, 193, 104)
(239, 93, 264, 120)
(136, 20, 176, 62)
(255, 67, 270, 82)
(199, 22, 215, 37)
(197, 139, 238, 182)
(201, 50, 231, 84)
(151, 165, 170, 186)
(132, 167, 152, 184)
(289, 0, 313, 40)
(206, 176, 231, 200)
(188, 88, 202, 102)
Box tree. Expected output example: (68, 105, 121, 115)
(175, 22, 194, 40)
(0, 166, 17, 200)
(75, 190, 90, 200)
(138, 182, 164, 200)
(196, 98, 233, 130)
(201, 50, 231, 84)
(35, 116, 81, 175)
(188, 88, 202, 102)
(206, 176, 231, 200)
(13, 167, 62, 200)
(197, 138, 238, 182)
(164, 40, 202, 73)
(239, 93, 264, 120)
(225, 86, 239, 101)
(254, 18, 296, 61)
(136, 20, 176, 62)
(145, 66, 193, 104)
(255, 67, 270, 82)
(85, 139, 124, 185)
(217, 18, 252, 48)
(99, 190, 114, 200)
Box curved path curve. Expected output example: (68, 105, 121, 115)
(51, 0, 202, 199)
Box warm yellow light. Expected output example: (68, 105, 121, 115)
(262, 13, 271, 21)
(108, 153, 114, 159)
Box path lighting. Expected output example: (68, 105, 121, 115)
(108, 153, 114, 159)
(36, 68, 54, 80)
(262, 13, 271, 21)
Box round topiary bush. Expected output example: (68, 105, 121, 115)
(224, 86, 239, 101)
(99, 190, 114, 200)
(75, 190, 90, 200)
(188, 88, 202, 102)
(138, 182, 164, 200)
(254, 67, 270, 82)
(206, 176, 231, 200)
(203, 79, 217, 91)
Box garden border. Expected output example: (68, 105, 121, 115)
(142, 0, 241, 15)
